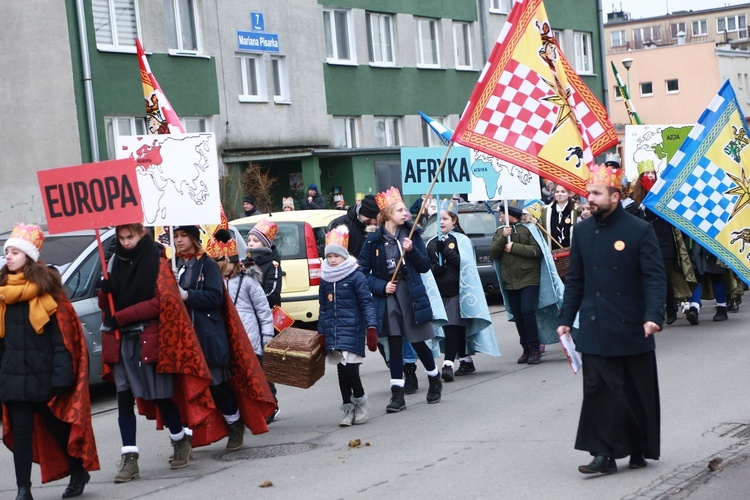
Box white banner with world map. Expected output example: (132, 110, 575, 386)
(624, 124, 693, 182)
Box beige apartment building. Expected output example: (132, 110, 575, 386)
(603, 3, 750, 157)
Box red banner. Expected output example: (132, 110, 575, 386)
(37, 159, 143, 234)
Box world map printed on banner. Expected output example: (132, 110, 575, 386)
(468, 150, 541, 201)
(624, 125, 693, 181)
(115, 133, 221, 226)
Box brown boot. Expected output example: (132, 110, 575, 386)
(226, 419, 246, 451)
(114, 452, 140, 483)
(170, 435, 192, 469)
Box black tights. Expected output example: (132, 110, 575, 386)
(337, 363, 364, 404)
(443, 325, 467, 363)
(117, 390, 184, 445)
(387, 336, 436, 380)
(210, 382, 239, 417)
(7, 401, 83, 488)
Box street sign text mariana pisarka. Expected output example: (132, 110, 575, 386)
(237, 31, 279, 52)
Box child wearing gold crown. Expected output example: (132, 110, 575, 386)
(1, 223, 99, 500)
(318, 226, 377, 426)
(358, 187, 443, 412)
(244, 218, 282, 310)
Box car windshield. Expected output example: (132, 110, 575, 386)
(0, 234, 96, 270)
(423, 211, 498, 237)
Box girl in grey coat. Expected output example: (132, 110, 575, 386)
(226, 264, 274, 356)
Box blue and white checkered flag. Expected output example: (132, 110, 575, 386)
(644, 80, 750, 285)
(419, 112, 454, 146)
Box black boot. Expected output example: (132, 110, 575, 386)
(686, 306, 700, 325)
(403, 363, 418, 394)
(527, 345, 542, 365)
(517, 345, 530, 364)
(426, 374, 442, 404)
(386, 385, 406, 413)
(62, 470, 90, 498)
(15, 486, 33, 500)
(713, 306, 728, 321)
(666, 304, 677, 325)
(578, 455, 617, 474)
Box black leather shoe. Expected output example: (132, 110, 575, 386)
(628, 453, 647, 469)
(578, 455, 617, 474)
(62, 470, 90, 498)
(15, 486, 33, 500)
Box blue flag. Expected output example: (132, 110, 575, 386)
(643, 80, 750, 285)
(418, 112, 454, 146)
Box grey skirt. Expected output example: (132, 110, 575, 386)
(383, 280, 435, 343)
(114, 334, 174, 400)
(442, 295, 471, 327)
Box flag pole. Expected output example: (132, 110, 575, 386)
(611, 61, 642, 125)
(389, 142, 454, 283)
(94, 228, 120, 340)
(534, 221, 564, 249)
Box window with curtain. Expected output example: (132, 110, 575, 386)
(92, 0, 139, 51)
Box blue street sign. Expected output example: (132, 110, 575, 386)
(237, 31, 279, 52)
(251, 12, 264, 32)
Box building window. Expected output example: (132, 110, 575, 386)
(324, 9, 356, 64)
(453, 22, 472, 69)
(236, 54, 266, 102)
(640, 82, 653, 97)
(422, 116, 447, 146)
(366, 12, 395, 65)
(165, 0, 198, 52)
(271, 56, 290, 103)
(573, 32, 592, 74)
(182, 117, 209, 133)
(632, 26, 662, 48)
(692, 19, 708, 36)
(610, 30, 626, 47)
(488, 0, 512, 14)
(92, 0, 139, 51)
(104, 116, 146, 159)
(416, 18, 440, 67)
(375, 117, 401, 147)
(332, 117, 359, 148)
(717, 15, 748, 38)
(553, 29, 565, 53)
(613, 86, 623, 101)
(670, 22, 686, 39)
(666, 79, 679, 94)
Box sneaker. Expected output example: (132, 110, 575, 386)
(455, 360, 476, 376)
(713, 306, 728, 322)
(339, 403, 355, 427)
(441, 365, 454, 382)
(686, 307, 699, 325)
(681, 301, 690, 314)
(517, 346, 530, 364)
(527, 345, 542, 365)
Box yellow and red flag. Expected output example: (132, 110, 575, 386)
(136, 38, 185, 135)
(452, 0, 617, 195)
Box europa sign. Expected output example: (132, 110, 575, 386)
(37, 158, 143, 234)
(400, 146, 472, 195)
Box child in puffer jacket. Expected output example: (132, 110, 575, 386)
(318, 226, 377, 427)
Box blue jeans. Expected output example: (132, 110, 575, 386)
(504, 285, 540, 347)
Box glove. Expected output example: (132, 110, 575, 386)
(100, 278, 113, 293)
(319, 335, 327, 351)
(103, 316, 118, 331)
(179, 288, 189, 301)
(366, 327, 378, 352)
(436, 239, 446, 253)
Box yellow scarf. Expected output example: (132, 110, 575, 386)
(0, 272, 58, 338)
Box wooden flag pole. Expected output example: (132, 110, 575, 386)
(389, 142, 454, 283)
(534, 222, 565, 249)
(94, 228, 120, 340)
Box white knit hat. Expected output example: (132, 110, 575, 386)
(3, 223, 44, 262)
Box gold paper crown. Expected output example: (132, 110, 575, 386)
(355, 192, 365, 201)
(588, 164, 624, 189)
(375, 186, 402, 210)
(325, 225, 349, 249)
(205, 238, 238, 261)
(605, 152, 621, 167)
(4, 223, 45, 261)
(637, 159, 655, 175)
(439, 199, 458, 214)
(251, 217, 278, 243)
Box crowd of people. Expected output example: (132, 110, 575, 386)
(2, 154, 745, 498)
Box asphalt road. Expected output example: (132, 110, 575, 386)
(2, 298, 750, 499)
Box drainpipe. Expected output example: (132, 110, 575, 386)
(75, 0, 100, 162)
(597, 0, 609, 113)
(478, 0, 490, 62)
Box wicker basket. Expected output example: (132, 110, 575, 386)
(263, 327, 325, 389)
(551, 247, 570, 282)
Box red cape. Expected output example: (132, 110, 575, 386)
(2, 296, 100, 483)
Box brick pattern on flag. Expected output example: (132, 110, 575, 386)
(665, 158, 737, 238)
(474, 60, 558, 153)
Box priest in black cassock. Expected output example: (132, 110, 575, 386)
(557, 158, 666, 475)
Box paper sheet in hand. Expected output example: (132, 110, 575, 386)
(560, 333, 582, 374)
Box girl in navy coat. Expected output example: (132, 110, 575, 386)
(318, 226, 377, 426)
(358, 187, 443, 413)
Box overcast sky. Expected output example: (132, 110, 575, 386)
(608, 0, 747, 20)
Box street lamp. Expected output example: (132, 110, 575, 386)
(621, 58, 633, 94)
